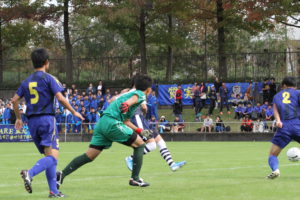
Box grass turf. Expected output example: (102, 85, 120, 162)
(1, 142, 300, 200)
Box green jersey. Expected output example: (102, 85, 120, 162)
(103, 90, 146, 121)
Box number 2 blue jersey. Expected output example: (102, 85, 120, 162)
(273, 88, 300, 121)
(16, 71, 64, 117)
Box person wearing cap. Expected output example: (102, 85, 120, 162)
(159, 116, 171, 133)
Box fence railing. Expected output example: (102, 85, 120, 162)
(54, 121, 276, 135)
(2, 51, 299, 84)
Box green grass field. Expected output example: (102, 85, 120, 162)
(1, 142, 300, 200)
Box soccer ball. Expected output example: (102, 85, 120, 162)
(286, 147, 300, 162)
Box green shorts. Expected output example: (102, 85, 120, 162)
(90, 115, 135, 150)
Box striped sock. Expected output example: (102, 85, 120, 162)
(160, 148, 174, 166)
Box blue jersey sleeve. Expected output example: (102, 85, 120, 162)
(16, 84, 25, 98)
(48, 75, 64, 95)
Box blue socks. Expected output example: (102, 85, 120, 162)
(46, 163, 59, 194)
(268, 155, 279, 171)
(28, 155, 59, 194)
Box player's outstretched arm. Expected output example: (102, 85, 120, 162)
(120, 95, 138, 113)
(11, 94, 23, 130)
(55, 92, 84, 120)
(124, 119, 152, 140)
(273, 104, 282, 128)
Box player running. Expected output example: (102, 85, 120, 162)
(12, 48, 84, 197)
(266, 76, 300, 179)
(56, 74, 153, 188)
(125, 105, 186, 171)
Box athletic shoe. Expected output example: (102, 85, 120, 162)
(48, 191, 65, 198)
(266, 169, 280, 179)
(170, 161, 187, 172)
(125, 156, 133, 171)
(129, 178, 150, 187)
(56, 171, 64, 189)
(20, 170, 32, 193)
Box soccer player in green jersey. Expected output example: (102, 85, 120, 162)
(57, 74, 153, 187)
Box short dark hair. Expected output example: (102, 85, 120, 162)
(31, 48, 49, 69)
(134, 74, 152, 91)
(282, 76, 296, 87)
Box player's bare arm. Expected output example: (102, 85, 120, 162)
(11, 94, 23, 130)
(273, 104, 282, 128)
(56, 92, 84, 120)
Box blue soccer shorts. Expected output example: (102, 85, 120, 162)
(271, 119, 300, 149)
(28, 115, 59, 154)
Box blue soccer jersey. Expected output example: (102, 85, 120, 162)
(273, 88, 300, 121)
(16, 71, 64, 117)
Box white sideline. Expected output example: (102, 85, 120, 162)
(0, 163, 300, 188)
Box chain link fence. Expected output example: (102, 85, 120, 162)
(2, 51, 299, 84)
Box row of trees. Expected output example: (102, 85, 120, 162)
(0, 0, 299, 84)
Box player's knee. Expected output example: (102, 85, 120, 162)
(146, 142, 157, 152)
(156, 139, 167, 150)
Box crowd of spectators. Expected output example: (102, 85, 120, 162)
(0, 77, 280, 134)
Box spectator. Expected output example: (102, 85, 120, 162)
(208, 85, 217, 115)
(265, 105, 274, 121)
(253, 118, 264, 133)
(20, 101, 27, 113)
(96, 90, 102, 99)
(172, 116, 184, 133)
(70, 84, 76, 94)
(245, 82, 253, 104)
(159, 116, 171, 133)
(105, 89, 111, 97)
(214, 77, 222, 107)
(98, 97, 105, 110)
(102, 96, 111, 111)
(240, 115, 253, 132)
(269, 78, 277, 102)
(173, 100, 183, 122)
(55, 108, 64, 133)
(231, 94, 244, 108)
(192, 82, 198, 107)
(262, 78, 270, 103)
(219, 83, 231, 115)
(71, 100, 77, 109)
(87, 107, 100, 133)
(270, 119, 277, 132)
(3, 103, 11, 124)
(215, 116, 225, 132)
(83, 95, 90, 111)
(235, 103, 245, 120)
(200, 115, 213, 132)
(73, 107, 82, 133)
(20, 108, 28, 126)
(243, 103, 253, 118)
(90, 94, 99, 110)
(252, 102, 262, 120)
(175, 84, 183, 106)
(194, 84, 202, 121)
(86, 83, 96, 94)
(10, 106, 16, 124)
(147, 91, 158, 120)
(66, 112, 74, 133)
(149, 115, 158, 132)
(199, 82, 207, 113)
(261, 101, 269, 118)
(97, 80, 104, 93)
(0, 104, 5, 117)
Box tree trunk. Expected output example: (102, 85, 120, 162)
(216, 0, 227, 80)
(63, 0, 73, 84)
(166, 14, 173, 81)
(139, 8, 147, 74)
(0, 20, 3, 84)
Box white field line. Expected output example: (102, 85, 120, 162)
(0, 163, 300, 188)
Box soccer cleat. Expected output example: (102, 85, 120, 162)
(266, 169, 280, 179)
(170, 161, 187, 172)
(56, 171, 64, 189)
(129, 178, 150, 187)
(20, 170, 32, 193)
(125, 156, 133, 171)
(48, 191, 65, 198)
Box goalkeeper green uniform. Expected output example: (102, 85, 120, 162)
(91, 89, 146, 149)
(58, 75, 153, 189)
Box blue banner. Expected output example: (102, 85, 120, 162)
(158, 82, 263, 106)
(0, 125, 32, 142)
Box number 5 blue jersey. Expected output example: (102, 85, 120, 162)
(273, 88, 300, 121)
(16, 71, 64, 117)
